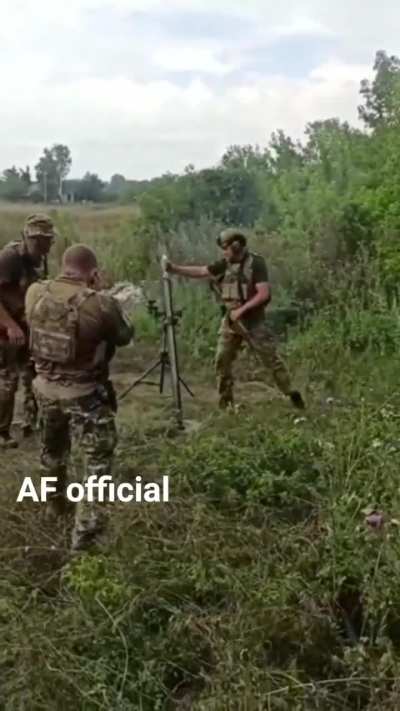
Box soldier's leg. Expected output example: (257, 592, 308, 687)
(19, 355, 38, 436)
(69, 392, 117, 552)
(250, 324, 305, 408)
(215, 324, 243, 408)
(36, 393, 71, 516)
(0, 346, 19, 448)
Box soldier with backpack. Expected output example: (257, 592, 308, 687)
(25, 244, 134, 554)
(0, 213, 56, 448)
(166, 228, 305, 410)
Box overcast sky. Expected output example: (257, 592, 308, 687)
(0, 0, 398, 180)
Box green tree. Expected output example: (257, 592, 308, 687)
(269, 130, 303, 172)
(195, 168, 261, 225)
(221, 144, 271, 172)
(76, 172, 105, 202)
(0, 166, 30, 201)
(358, 50, 400, 129)
(35, 144, 72, 202)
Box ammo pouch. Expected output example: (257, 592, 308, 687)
(30, 285, 94, 365)
(221, 280, 249, 302)
(220, 256, 251, 306)
(90, 381, 118, 413)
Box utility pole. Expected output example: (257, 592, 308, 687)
(59, 171, 63, 203)
(43, 170, 48, 203)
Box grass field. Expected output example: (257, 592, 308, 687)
(3, 338, 400, 710)
(2, 203, 400, 709)
(0, 201, 140, 245)
(0, 200, 146, 287)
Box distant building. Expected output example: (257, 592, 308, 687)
(62, 179, 81, 204)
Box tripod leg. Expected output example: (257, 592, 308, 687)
(179, 376, 195, 398)
(159, 326, 169, 394)
(159, 355, 169, 394)
(119, 359, 162, 400)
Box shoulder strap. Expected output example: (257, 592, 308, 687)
(30, 283, 95, 319)
(237, 252, 253, 304)
(29, 281, 52, 319)
(69, 287, 96, 310)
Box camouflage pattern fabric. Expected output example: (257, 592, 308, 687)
(35, 387, 117, 552)
(20, 357, 38, 430)
(0, 344, 37, 435)
(215, 317, 292, 408)
(26, 276, 134, 393)
(23, 213, 57, 240)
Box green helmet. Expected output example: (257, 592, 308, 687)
(216, 228, 247, 249)
(23, 213, 57, 240)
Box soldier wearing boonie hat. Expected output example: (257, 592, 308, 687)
(23, 213, 57, 240)
(0, 213, 56, 448)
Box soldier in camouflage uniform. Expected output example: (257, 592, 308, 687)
(26, 244, 134, 554)
(167, 229, 305, 410)
(0, 213, 56, 448)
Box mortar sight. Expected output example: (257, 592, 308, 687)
(147, 299, 163, 319)
(146, 298, 183, 325)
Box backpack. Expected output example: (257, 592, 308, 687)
(29, 282, 95, 364)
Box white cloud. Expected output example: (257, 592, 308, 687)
(0, 61, 369, 178)
(272, 16, 336, 40)
(152, 46, 236, 76)
(310, 61, 373, 84)
(0, 0, 397, 179)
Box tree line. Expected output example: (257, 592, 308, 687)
(0, 145, 137, 204)
(3, 49, 400, 282)
(131, 51, 400, 297)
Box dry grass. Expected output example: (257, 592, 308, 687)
(0, 201, 140, 249)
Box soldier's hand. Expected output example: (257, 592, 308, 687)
(229, 307, 244, 323)
(164, 260, 174, 273)
(7, 324, 25, 346)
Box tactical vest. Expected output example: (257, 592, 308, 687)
(29, 282, 95, 365)
(217, 251, 259, 307)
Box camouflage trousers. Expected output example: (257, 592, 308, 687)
(215, 318, 292, 408)
(35, 386, 118, 552)
(0, 344, 37, 435)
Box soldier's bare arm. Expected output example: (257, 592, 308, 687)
(166, 263, 211, 279)
(230, 282, 270, 322)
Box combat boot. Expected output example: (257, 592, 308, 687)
(44, 495, 69, 522)
(218, 394, 234, 410)
(289, 390, 306, 410)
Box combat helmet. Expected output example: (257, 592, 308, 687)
(216, 228, 247, 249)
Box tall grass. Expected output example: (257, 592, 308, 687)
(3, 203, 400, 709)
(3, 355, 400, 709)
